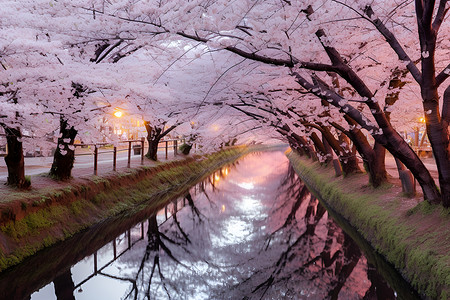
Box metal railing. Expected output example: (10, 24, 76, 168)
(73, 138, 186, 175)
(73, 222, 146, 291)
(73, 196, 188, 292)
(0, 137, 189, 177)
(74, 138, 146, 175)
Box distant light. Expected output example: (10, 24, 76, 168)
(114, 111, 123, 118)
(215, 174, 220, 181)
(419, 117, 425, 123)
(238, 182, 254, 190)
(221, 205, 226, 212)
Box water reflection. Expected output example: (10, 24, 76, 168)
(3, 151, 419, 299)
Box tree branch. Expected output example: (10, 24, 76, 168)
(432, 0, 449, 32)
(159, 125, 177, 140)
(229, 104, 266, 120)
(364, 5, 422, 83)
(291, 71, 383, 140)
(436, 63, 450, 86)
(415, 0, 426, 34)
(96, 39, 123, 63)
(300, 61, 337, 72)
(177, 31, 297, 67)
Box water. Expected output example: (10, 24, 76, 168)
(0, 151, 420, 299)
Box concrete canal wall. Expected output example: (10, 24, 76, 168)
(287, 150, 450, 300)
(0, 147, 249, 272)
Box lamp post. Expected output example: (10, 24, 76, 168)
(415, 116, 426, 154)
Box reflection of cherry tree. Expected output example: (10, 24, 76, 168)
(92, 178, 211, 299)
(53, 269, 76, 300)
(363, 262, 396, 300)
(222, 162, 397, 300)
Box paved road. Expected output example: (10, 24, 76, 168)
(0, 147, 178, 181)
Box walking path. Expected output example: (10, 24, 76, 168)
(0, 146, 182, 198)
(384, 153, 439, 185)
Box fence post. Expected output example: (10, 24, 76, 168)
(113, 146, 117, 171)
(141, 137, 145, 165)
(165, 141, 168, 159)
(127, 141, 131, 168)
(94, 145, 98, 175)
(174, 140, 178, 156)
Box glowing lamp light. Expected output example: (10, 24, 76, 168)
(114, 110, 123, 118)
(419, 117, 425, 123)
(221, 205, 226, 212)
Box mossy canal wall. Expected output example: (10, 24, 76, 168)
(0, 147, 249, 272)
(287, 150, 450, 300)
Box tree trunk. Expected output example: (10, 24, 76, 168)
(423, 107, 450, 206)
(395, 157, 416, 197)
(385, 103, 415, 195)
(313, 29, 441, 203)
(421, 82, 450, 206)
(319, 76, 389, 186)
(441, 86, 450, 207)
(415, 7, 450, 207)
(294, 71, 441, 204)
(293, 133, 318, 161)
(338, 132, 361, 174)
(353, 136, 384, 187)
(2, 126, 29, 188)
(309, 131, 330, 163)
(320, 126, 360, 176)
(146, 138, 159, 161)
(144, 122, 177, 161)
(49, 117, 77, 180)
(322, 134, 334, 164)
(287, 136, 306, 156)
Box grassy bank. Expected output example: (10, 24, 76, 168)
(0, 147, 249, 272)
(287, 150, 450, 300)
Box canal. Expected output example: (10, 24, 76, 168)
(0, 150, 420, 299)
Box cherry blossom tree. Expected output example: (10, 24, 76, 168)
(146, 0, 448, 205)
(2, 0, 449, 206)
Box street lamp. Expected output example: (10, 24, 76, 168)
(114, 110, 123, 118)
(414, 116, 427, 154)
